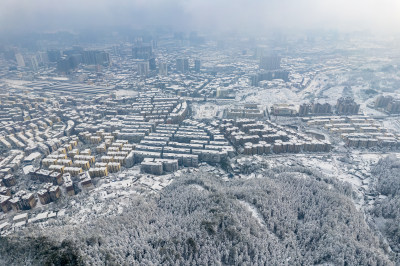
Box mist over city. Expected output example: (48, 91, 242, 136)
(1, 0, 400, 33)
(1, 1, 400, 265)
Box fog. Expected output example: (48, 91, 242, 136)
(1, 0, 400, 34)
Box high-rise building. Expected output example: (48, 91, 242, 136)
(69, 54, 83, 67)
(138, 61, 149, 76)
(15, 53, 25, 67)
(96, 51, 110, 66)
(374, 95, 393, 108)
(299, 103, 311, 116)
(194, 59, 201, 72)
(184, 59, 189, 72)
(299, 102, 332, 116)
(254, 47, 264, 58)
(132, 45, 153, 59)
(176, 58, 189, 73)
(28, 56, 39, 71)
(176, 58, 184, 72)
(312, 103, 332, 114)
(149, 58, 156, 71)
(56, 54, 81, 73)
(82, 51, 110, 66)
(386, 100, 400, 113)
(158, 62, 167, 76)
(260, 55, 281, 70)
(250, 74, 259, 87)
(47, 49, 61, 62)
(57, 56, 73, 73)
(335, 97, 360, 115)
(37, 52, 49, 65)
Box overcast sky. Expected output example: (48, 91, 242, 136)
(1, 0, 400, 34)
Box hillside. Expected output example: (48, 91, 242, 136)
(0, 166, 393, 265)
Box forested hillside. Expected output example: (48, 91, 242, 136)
(371, 156, 400, 260)
(0, 166, 393, 265)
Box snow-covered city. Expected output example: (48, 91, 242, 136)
(1, 0, 400, 264)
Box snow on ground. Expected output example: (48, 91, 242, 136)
(238, 200, 266, 226)
(116, 89, 138, 98)
(240, 87, 299, 107)
(321, 86, 344, 104)
(189, 184, 206, 191)
(300, 157, 337, 176)
(49, 77, 70, 81)
(192, 103, 227, 120)
(1, 79, 33, 91)
(359, 153, 384, 164)
(297, 72, 334, 100)
(362, 106, 388, 117)
(383, 118, 400, 133)
(1, 79, 31, 86)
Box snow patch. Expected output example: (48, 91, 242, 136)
(189, 184, 206, 191)
(238, 200, 265, 226)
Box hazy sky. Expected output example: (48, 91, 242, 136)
(1, 0, 400, 34)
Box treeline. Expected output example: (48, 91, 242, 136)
(0, 235, 83, 265)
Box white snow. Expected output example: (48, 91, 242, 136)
(238, 200, 265, 226)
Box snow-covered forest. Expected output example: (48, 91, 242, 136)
(0, 165, 395, 265)
(371, 156, 400, 259)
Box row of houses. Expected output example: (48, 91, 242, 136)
(225, 104, 265, 119)
(74, 117, 234, 175)
(305, 115, 399, 149)
(219, 118, 331, 155)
